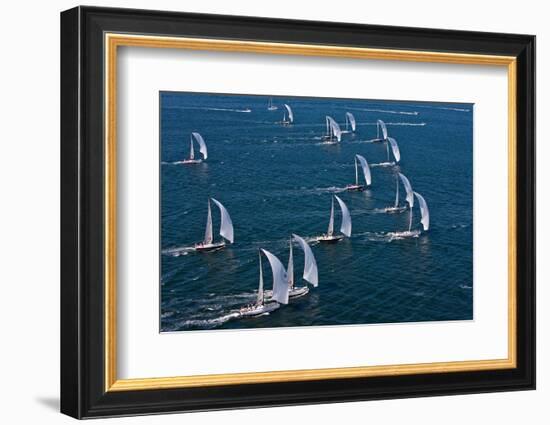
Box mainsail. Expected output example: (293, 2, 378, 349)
(292, 234, 319, 287)
(287, 238, 294, 289)
(377, 119, 388, 140)
(355, 154, 372, 186)
(346, 112, 356, 132)
(388, 137, 401, 163)
(334, 195, 352, 237)
(189, 137, 195, 160)
(284, 104, 294, 123)
(257, 250, 264, 305)
(204, 199, 213, 244)
(398, 173, 414, 208)
(327, 116, 342, 142)
(261, 249, 289, 305)
(327, 196, 335, 236)
(210, 198, 234, 243)
(414, 192, 430, 231)
(191, 132, 208, 159)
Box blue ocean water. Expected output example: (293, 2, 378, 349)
(160, 92, 473, 332)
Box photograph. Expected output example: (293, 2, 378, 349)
(160, 92, 473, 332)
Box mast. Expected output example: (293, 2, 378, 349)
(346, 114, 349, 132)
(204, 199, 213, 244)
(257, 250, 264, 306)
(327, 197, 335, 236)
(386, 140, 390, 162)
(287, 238, 294, 289)
(408, 206, 413, 232)
(189, 136, 195, 160)
(355, 157, 359, 185)
(394, 174, 400, 207)
(377, 122, 380, 139)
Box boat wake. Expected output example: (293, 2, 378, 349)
(346, 107, 419, 116)
(162, 246, 196, 256)
(371, 161, 396, 168)
(172, 106, 252, 113)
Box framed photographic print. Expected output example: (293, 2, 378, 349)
(60, 6, 535, 419)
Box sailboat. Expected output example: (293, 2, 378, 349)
(373, 119, 388, 142)
(282, 104, 294, 126)
(318, 195, 352, 243)
(341, 112, 356, 134)
(181, 132, 208, 164)
(322, 116, 343, 143)
(239, 249, 288, 317)
(267, 234, 319, 300)
(346, 154, 372, 191)
(388, 177, 430, 238)
(378, 137, 401, 166)
(383, 170, 408, 213)
(267, 97, 278, 111)
(194, 198, 234, 252)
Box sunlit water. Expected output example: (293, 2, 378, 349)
(160, 92, 473, 332)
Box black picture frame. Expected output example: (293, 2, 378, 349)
(61, 5, 535, 419)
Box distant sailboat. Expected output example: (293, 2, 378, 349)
(318, 195, 352, 243)
(282, 104, 294, 125)
(181, 132, 208, 164)
(346, 154, 372, 191)
(342, 112, 356, 134)
(383, 170, 408, 213)
(239, 249, 285, 317)
(195, 198, 234, 252)
(267, 97, 278, 111)
(374, 119, 389, 142)
(388, 177, 430, 238)
(322, 116, 342, 143)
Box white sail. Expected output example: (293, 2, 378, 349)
(191, 132, 208, 160)
(261, 249, 289, 305)
(257, 251, 264, 305)
(377, 119, 388, 140)
(204, 199, 213, 244)
(355, 154, 372, 186)
(398, 173, 414, 208)
(189, 137, 195, 160)
(284, 104, 294, 123)
(414, 192, 430, 231)
(287, 238, 294, 288)
(292, 234, 318, 287)
(327, 116, 342, 142)
(346, 112, 356, 132)
(210, 198, 234, 243)
(327, 196, 335, 236)
(388, 137, 400, 163)
(334, 195, 352, 237)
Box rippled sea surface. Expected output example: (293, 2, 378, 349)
(160, 92, 473, 332)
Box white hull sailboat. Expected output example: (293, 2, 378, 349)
(372, 119, 388, 143)
(281, 104, 294, 126)
(387, 177, 430, 238)
(267, 97, 278, 111)
(195, 198, 234, 252)
(322, 116, 342, 143)
(384, 166, 408, 214)
(341, 112, 357, 135)
(239, 249, 288, 317)
(377, 136, 401, 167)
(318, 195, 352, 243)
(346, 154, 372, 191)
(266, 234, 319, 301)
(181, 132, 208, 164)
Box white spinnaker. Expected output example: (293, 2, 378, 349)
(257, 251, 264, 305)
(204, 199, 213, 244)
(327, 116, 342, 141)
(346, 112, 356, 131)
(334, 195, 352, 237)
(355, 154, 372, 186)
(191, 132, 208, 159)
(292, 234, 319, 287)
(284, 104, 294, 123)
(377, 119, 388, 140)
(414, 192, 430, 231)
(211, 198, 234, 243)
(398, 173, 414, 208)
(388, 137, 401, 163)
(261, 249, 289, 305)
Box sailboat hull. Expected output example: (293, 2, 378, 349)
(384, 206, 407, 214)
(346, 184, 365, 192)
(265, 286, 309, 302)
(387, 230, 421, 239)
(181, 159, 202, 164)
(239, 302, 280, 317)
(195, 241, 226, 252)
(317, 234, 345, 244)
(268, 106, 278, 111)
(281, 120, 291, 126)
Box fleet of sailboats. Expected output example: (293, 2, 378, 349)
(318, 195, 352, 243)
(181, 132, 208, 164)
(195, 198, 234, 252)
(346, 154, 372, 191)
(173, 99, 433, 325)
